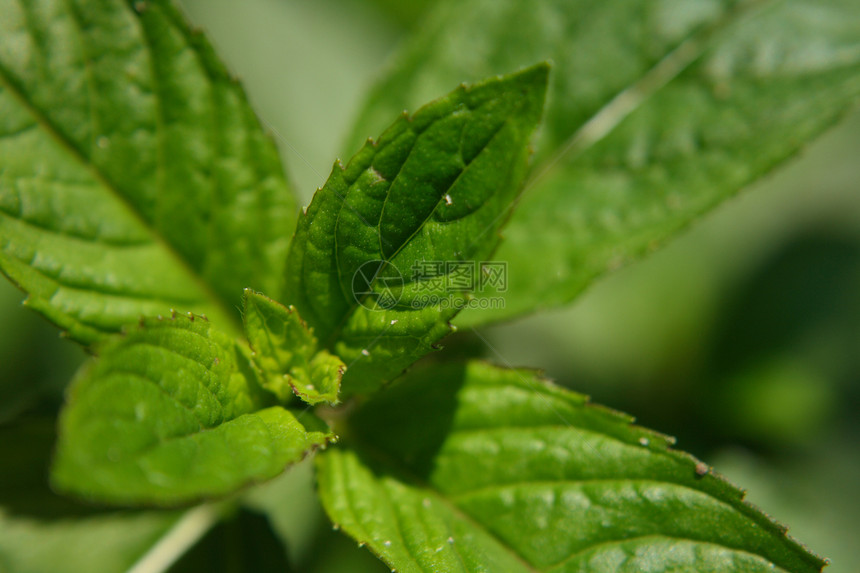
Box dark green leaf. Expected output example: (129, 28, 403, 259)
(166, 508, 293, 573)
(0, 280, 84, 423)
(0, 417, 102, 518)
(243, 289, 344, 405)
(0, 0, 297, 344)
(285, 65, 548, 395)
(317, 361, 824, 572)
(52, 315, 331, 505)
(344, 0, 860, 327)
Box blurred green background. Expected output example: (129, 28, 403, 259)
(1, 0, 858, 570)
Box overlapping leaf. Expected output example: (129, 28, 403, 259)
(0, 0, 297, 344)
(344, 0, 860, 326)
(317, 361, 824, 573)
(52, 315, 332, 506)
(285, 65, 548, 394)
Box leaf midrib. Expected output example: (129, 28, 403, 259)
(345, 428, 815, 573)
(341, 436, 540, 573)
(546, 533, 791, 573)
(524, 0, 775, 191)
(446, 476, 795, 568)
(342, 374, 827, 573)
(322, 116, 513, 348)
(0, 41, 241, 340)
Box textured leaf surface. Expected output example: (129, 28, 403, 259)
(345, 0, 860, 326)
(285, 65, 548, 394)
(317, 361, 824, 573)
(52, 315, 331, 505)
(0, 0, 297, 343)
(243, 289, 344, 405)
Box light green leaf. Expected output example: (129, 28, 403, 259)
(52, 315, 332, 505)
(0, 508, 183, 573)
(285, 65, 548, 395)
(0, 417, 193, 573)
(243, 289, 344, 405)
(292, 350, 346, 406)
(317, 361, 824, 573)
(344, 0, 860, 327)
(0, 0, 297, 344)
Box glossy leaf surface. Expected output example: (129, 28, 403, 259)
(0, 0, 297, 343)
(317, 361, 824, 573)
(285, 65, 548, 394)
(344, 0, 860, 326)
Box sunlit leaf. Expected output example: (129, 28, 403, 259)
(345, 0, 860, 326)
(285, 65, 548, 394)
(52, 315, 331, 505)
(0, 0, 298, 343)
(318, 361, 824, 573)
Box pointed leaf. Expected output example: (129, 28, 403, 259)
(285, 65, 548, 395)
(344, 0, 860, 327)
(0, 0, 297, 343)
(52, 315, 331, 505)
(290, 350, 345, 406)
(243, 289, 344, 405)
(317, 361, 824, 573)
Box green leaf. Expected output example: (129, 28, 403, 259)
(317, 361, 824, 573)
(344, 0, 860, 327)
(0, 0, 297, 344)
(0, 508, 183, 573)
(243, 289, 344, 405)
(293, 350, 346, 406)
(284, 65, 548, 395)
(0, 417, 192, 573)
(52, 315, 331, 505)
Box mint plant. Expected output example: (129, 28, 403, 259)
(1, 0, 858, 571)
